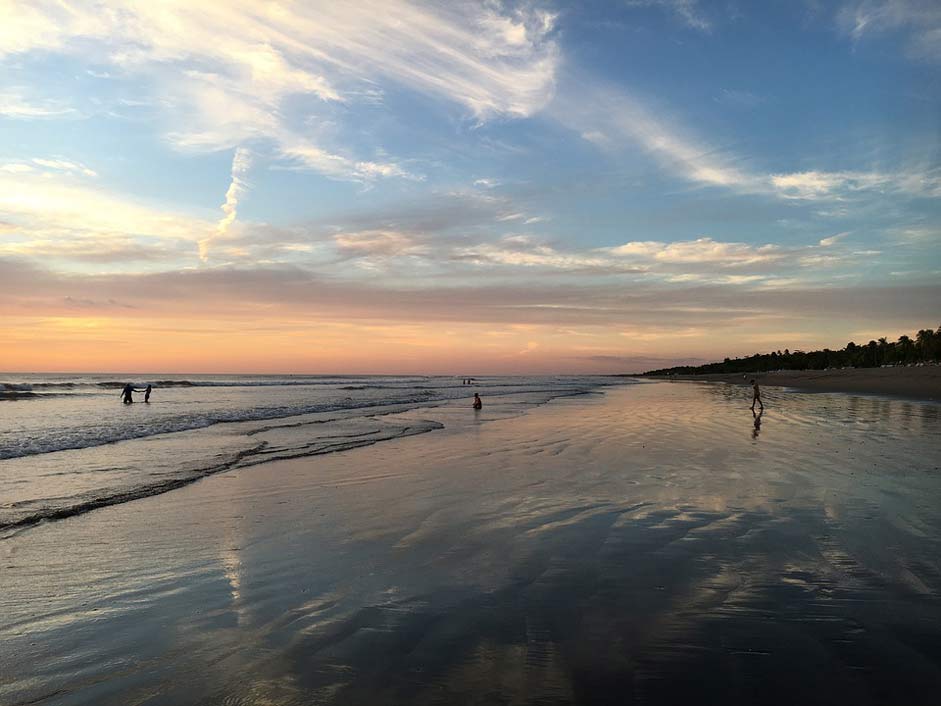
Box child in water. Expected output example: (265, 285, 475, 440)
(472, 393, 482, 410)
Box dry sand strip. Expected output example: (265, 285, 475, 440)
(645, 365, 941, 401)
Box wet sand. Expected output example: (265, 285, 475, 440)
(646, 365, 941, 400)
(3, 383, 941, 705)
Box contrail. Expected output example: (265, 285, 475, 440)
(200, 147, 252, 261)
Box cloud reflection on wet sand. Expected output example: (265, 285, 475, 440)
(2, 383, 940, 705)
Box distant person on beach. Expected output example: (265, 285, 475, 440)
(472, 393, 482, 410)
(121, 383, 134, 404)
(750, 379, 763, 411)
(144, 385, 152, 403)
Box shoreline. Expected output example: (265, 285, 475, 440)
(640, 365, 941, 401)
(0, 385, 605, 537)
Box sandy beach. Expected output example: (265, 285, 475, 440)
(3, 382, 941, 705)
(645, 365, 941, 401)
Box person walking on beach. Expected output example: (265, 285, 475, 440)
(121, 383, 135, 404)
(472, 393, 482, 410)
(750, 379, 763, 411)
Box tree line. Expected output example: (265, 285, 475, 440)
(642, 325, 941, 376)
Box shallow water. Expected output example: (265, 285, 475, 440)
(0, 374, 610, 530)
(2, 382, 940, 704)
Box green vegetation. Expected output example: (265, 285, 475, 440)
(643, 326, 941, 376)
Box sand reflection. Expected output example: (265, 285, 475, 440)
(3, 383, 941, 705)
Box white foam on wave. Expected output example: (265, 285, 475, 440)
(0, 393, 448, 460)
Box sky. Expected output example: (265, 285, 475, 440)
(1, 0, 939, 374)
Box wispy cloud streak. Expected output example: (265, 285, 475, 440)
(552, 77, 941, 201)
(837, 0, 941, 63)
(0, 1, 559, 181)
(201, 147, 252, 262)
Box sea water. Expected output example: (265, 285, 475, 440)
(0, 374, 618, 532)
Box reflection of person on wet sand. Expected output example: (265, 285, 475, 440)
(750, 379, 763, 411)
(752, 409, 762, 439)
(472, 393, 482, 410)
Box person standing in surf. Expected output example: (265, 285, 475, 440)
(750, 379, 763, 412)
(473, 393, 482, 410)
(120, 383, 135, 404)
(144, 384, 152, 403)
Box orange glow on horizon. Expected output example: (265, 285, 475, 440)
(1, 313, 906, 375)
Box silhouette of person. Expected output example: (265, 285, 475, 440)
(121, 383, 134, 404)
(752, 409, 762, 439)
(144, 384, 152, 403)
(750, 379, 763, 411)
(472, 393, 482, 410)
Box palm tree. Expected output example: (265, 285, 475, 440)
(877, 337, 889, 366)
(898, 335, 914, 365)
(916, 329, 934, 363)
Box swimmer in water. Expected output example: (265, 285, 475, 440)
(472, 393, 482, 410)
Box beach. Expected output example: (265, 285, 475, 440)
(644, 365, 941, 401)
(3, 381, 941, 704)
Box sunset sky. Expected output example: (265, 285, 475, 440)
(2, 0, 939, 373)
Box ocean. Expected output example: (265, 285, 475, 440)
(0, 373, 619, 534)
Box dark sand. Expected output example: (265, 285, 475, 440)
(2, 383, 941, 705)
(646, 365, 941, 400)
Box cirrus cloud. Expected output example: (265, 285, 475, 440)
(0, 1, 559, 182)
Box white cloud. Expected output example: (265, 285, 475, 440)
(608, 237, 782, 266)
(771, 169, 941, 200)
(456, 242, 624, 271)
(453, 235, 802, 276)
(0, 1, 559, 181)
(551, 80, 759, 191)
(554, 79, 941, 202)
(819, 232, 850, 247)
(0, 171, 213, 260)
(200, 147, 252, 262)
(837, 0, 941, 63)
(0, 90, 77, 118)
(277, 137, 412, 181)
(1, 158, 98, 180)
(31, 158, 97, 177)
